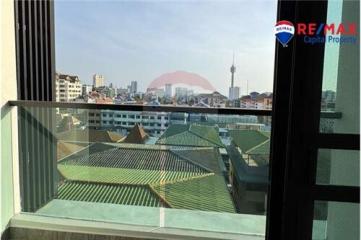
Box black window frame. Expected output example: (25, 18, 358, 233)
(267, 1, 360, 240)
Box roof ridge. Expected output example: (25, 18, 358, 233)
(245, 139, 270, 154)
(188, 126, 223, 147)
(107, 131, 126, 143)
(259, 130, 271, 138)
(156, 130, 192, 143)
(157, 124, 189, 140)
(107, 142, 171, 150)
(170, 149, 214, 173)
(57, 142, 94, 163)
(151, 173, 214, 187)
(147, 184, 173, 208)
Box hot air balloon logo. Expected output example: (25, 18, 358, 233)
(275, 20, 295, 47)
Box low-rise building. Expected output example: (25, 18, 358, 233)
(57, 143, 235, 213)
(196, 91, 227, 107)
(55, 73, 82, 102)
(240, 93, 273, 109)
(227, 143, 268, 214)
(156, 123, 225, 148)
(94, 86, 116, 98)
(227, 129, 270, 214)
(100, 110, 170, 136)
(82, 84, 93, 97)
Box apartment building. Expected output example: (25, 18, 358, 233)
(93, 74, 105, 88)
(55, 73, 82, 102)
(100, 110, 170, 136)
(240, 93, 273, 109)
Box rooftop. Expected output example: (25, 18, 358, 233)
(227, 143, 268, 188)
(57, 129, 125, 143)
(156, 124, 224, 148)
(229, 129, 269, 153)
(123, 123, 149, 144)
(57, 143, 235, 213)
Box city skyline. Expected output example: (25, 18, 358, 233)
(55, 1, 277, 96)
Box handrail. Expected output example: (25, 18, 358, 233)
(9, 100, 272, 116)
(8, 100, 342, 118)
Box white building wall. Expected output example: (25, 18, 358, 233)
(100, 110, 170, 136)
(56, 77, 82, 102)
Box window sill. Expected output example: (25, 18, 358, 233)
(10, 200, 328, 240)
(10, 200, 267, 240)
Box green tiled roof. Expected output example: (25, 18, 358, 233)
(156, 124, 224, 147)
(246, 140, 270, 155)
(172, 148, 226, 174)
(152, 175, 235, 213)
(189, 124, 223, 146)
(57, 143, 235, 213)
(57, 129, 124, 143)
(58, 181, 161, 207)
(157, 131, 220, 147)
(159, 124, 189, 138)
(58, 165, 204, 185)
(229, 130, 269, 153)
(226, 144, 268, 186)
(61, 144, 206, 173)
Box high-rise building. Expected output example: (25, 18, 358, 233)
(175, 87, 188, 98)
(93, 74, 105, 88)
(228, 55, 240, 101)
(130, 81, 137, 94)
(117, 88, 128, 95)
(229, 87, 240, 101)
(230, 55, 236, 89)
(165, 84, 172, 97)
(55, 73, 82, 102)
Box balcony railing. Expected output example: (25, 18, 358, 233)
(7, 100, 340, 239)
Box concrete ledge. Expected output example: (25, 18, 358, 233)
(10, 214, 264, 240)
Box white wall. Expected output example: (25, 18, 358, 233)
(1, 0, 19, 236)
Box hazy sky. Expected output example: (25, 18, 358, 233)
(55, 0, 277, 96)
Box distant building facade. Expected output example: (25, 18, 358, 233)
(55, 73, 82, 102)
(146, 88, 165, 99)
(229, 86, 240, 101)
(197, 91, 227, 107)
(100, 110, 170, 136)
(165, 84, 172, 97)
(240, 93, 273, 109)
(94, 86, 116, 98)
(175, 87, 188, 98)
(93, 74, 105, 88)
(88, 110, 101, 128)
(82, 84, 93, 97)
(130, 81, 137, 94)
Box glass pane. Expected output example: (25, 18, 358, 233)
(18, 105, 271, 237)
(317, 149, 359, 186)
(313, 201, 359, 240)
(43, 0, 278, 237)
(320, 0, 360, 134)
